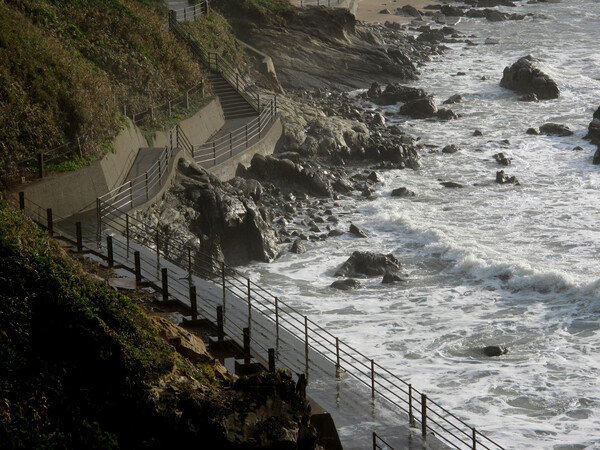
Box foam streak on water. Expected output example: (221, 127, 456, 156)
(245, 1, 600, 448)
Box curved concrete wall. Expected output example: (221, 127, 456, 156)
(151, 97, 225, 148)
(19, 99, 224, 218)
(208, 116, 282, 181)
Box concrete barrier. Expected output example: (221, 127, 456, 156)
(208, 116, 282, 181)
(20, 99, 224, 218)
(151, 98, 225, 148)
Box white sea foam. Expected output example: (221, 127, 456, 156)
(244, 1, 600, 448)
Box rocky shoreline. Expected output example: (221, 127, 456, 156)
(138, 2, 598, 281)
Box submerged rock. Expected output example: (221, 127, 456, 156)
(483, 345, 508, 357)
(391, 187, 416, 197)
(399, 97, 438, 118)
(331, 279, 361, 290)
(493, 153, 512, 166)
(539, 123, 573, 136)
(349, 223, 368, 238)
(500, 55, 560, 100)
(290, 239, 307, 254)
(496, 170, 520, 185)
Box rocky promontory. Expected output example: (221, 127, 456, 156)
(500, 55, 560, 99)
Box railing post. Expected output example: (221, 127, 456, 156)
(184, 8, 186, 21)
(190, 285, 197, 320)
(134, 251, 141, 286)
(335, 337, 340, 377)
(258, 113, 262, 139)
(229, 132, 233, 157)
(46, 208, 53, 236)
(206, 0, 210, 16)
(247, 278, 252, 329)
(38, 153, 44, 179)
(217, 306, 224, 340)
(275, 296, 279, 343)
(245, 124, 249, 148)
(125, 213, 130, 258)
(213, 142, 216, 165)
(221, 261, 226, 304)
(372, 432, 376, 450)
(193, 4, 196, 19)
(243, 327, 250, 364)
(473, 427, 477, 449)
(96, 198, 101, 244)
(158, 158, 162, 186)
(236, 73, 239, 92)
(371, 359, 375, 400)
(168, 100, 172, 117)
(107, 236, 114, 268)
(257, 94, 260, 113)
(421, 394, 427, 440)
(304, 315, 309, 379)
(155, 229, 160, 274)
(409, 384, 415, 427)
(161, 268, 168, 302)
(186, 90, 190, 109)
(268, 348, 275, 372)
(129, 180, 134, 208)
(187, 247, 193, 282)
(145, 172, 149, 200)
(76, 222, 82, 252)
(19, 192, 25, 210)
(275, 95, 277, 113)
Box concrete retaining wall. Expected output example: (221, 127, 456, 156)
(20, 98, 224, 218)
(152, 98, 225, 148)
(20, 119, 147, 218)
(208, 116, 282, 181)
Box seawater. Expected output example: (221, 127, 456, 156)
(244, 1, 600, 448)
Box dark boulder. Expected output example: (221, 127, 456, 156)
(349, 223, 368, 238)
(442, 144, 459, 154)
(496, 170, 520, 185)
(335, 251, 401, 277)
(473, 129, 483, 136)
(436, 108, 459, 120)
(391, 187, 416, 197)
(382, 272, 404, 284)
(399, 97, 438, 119)
(539, 123, 573, 136)
(443, 94, 463, 104)
(594, 148, 600, 165)
(440, 4, 464, 16)
(519, 93, 538, 102)
(440, 181, 464, 188)
(585, 107, 600, 144)
(493, 153, 512, 166)
(400, 4, 422, 17)
(328, 229, 345, 237)
(290, 239, 307, 254)
(483, 345, 508, 357)
(500, 55, 560, 100)
(373, 83, 428, 106)
(331, 279, 361, 290)
(416, 29, 446, 44)
(526, 127, 540, 135)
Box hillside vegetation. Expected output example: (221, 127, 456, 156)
(0, 0, 204, 183)
(0, 201, 315, 448)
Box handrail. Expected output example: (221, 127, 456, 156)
(373, 432, 395, 450)
(91, 205, 505, 450)
(168, 12, 262, 113)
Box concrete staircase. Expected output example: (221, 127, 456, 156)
(208, 73, 257, 119)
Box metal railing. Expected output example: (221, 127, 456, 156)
(168, 11, 262, 113)
(170, 0, 209, 22)
(191, 98, 277, 166)
(92, 204, 505, 450)
(373, 432, 395, 450)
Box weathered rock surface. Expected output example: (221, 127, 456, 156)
(496, 170, 520, 185)
(585, 106, 600, 144)
(483, 345, 508, 357)
(290, 238, 307, 254)
(500, 55, 560, 100)
(135, 160, 280, 266)
(399, 97, 438, 118)
(335, 251, 401, 277)
(349, 223, 368, 238)
(370, 82, 428, 106)
(442, 144, 459, 154)
(539, 123, 573, 136)
(493, 152, 512, 166)
(391, 187, 416, 197)
(331, 279, 361, 290)
(440, 181, 464, 188)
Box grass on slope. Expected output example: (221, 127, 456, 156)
(212, 0, 296, 35)
(0, 0, 204, 183)
(0, 200, 174, 448)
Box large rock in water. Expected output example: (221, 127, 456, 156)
(500, 55, 560, 100)
(371, 83, 428, 106)
(399, 97, 438, 118)
(585, 106, 600, 145)
(539, 123, 573, 137)
(335, 251, 401, 277)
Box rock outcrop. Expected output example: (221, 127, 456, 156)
(500, 55, 560, 100)
(539, 123, 573, 137)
